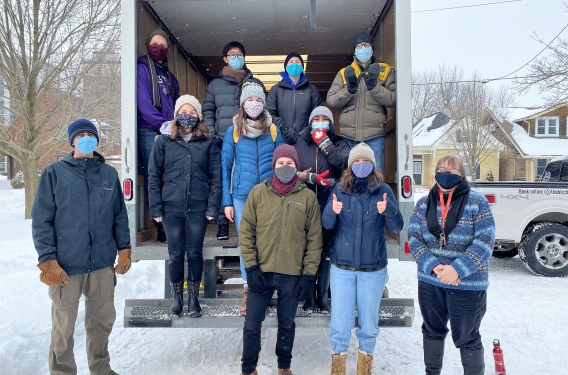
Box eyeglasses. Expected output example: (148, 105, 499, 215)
(355, 42, 372, 49)
(227, 53, 244, 58)
(437, 168, 462, 175)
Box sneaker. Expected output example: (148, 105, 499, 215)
(217, 224, 229, 240)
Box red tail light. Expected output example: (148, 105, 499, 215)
(401, 176, 412, 199)
(404, 241, 411, 254)
(485, 194, 495, 205)
(123, 178, 133, 201)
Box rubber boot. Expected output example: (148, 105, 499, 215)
(169, 281, 183, 316)
(423, 338, 444, 375)
(316, 258, 331, 313)
(240, 286, 248, 316)
(187, 280, 202, 317)
(153, 219, 167, 243)
(330, 353, 347, 375)
(356, 350, 373, 375)
(460, 347, 485, 375)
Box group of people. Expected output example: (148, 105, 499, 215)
(30, 27, 495, 375)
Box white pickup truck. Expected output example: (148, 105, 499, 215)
(470, 182, 568, 277)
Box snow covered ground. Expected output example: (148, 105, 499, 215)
(1, 178, 567, 375)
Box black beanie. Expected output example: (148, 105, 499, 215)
(353, 31, 374, 48)
(68, 118, 99, 146)
(223, 41, 246, 57)
(146, 29, 169, 47)
(284, 52, 304, 69)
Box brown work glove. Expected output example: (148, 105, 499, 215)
(37, 259, 70, 286)
(115, 248, 132, 274)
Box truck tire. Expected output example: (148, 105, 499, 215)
(518, 223, 568, 277)
(492, 244, 518, 258)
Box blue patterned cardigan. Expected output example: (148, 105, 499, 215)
(408, 190, 495, 291)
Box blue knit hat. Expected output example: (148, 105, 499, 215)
(68, 118, 99, 146)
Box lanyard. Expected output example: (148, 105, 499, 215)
(438, 188, 454, 247)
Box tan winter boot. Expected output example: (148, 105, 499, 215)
(278, 369, 293, 375)
(240, 286, 248, 316)
(330, 353, 347, 375)
(357, 350, 373, 375)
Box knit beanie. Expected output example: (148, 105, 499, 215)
(146, 29, 169, 47)
(284, 52, 304, 69)
(68, 118, 99, 146)
(308, 106, 334, 127)
(240, 82, 266, 106)
(348, 142, 376, 168)
(272, 144, 299, 169)
(174, 94, 203, 120)
(353, 31, 374, 48)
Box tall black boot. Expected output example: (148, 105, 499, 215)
(169, 282, 184, 316)
(315, 258, 331, 313)
(187, 280, 202, 318)
(153, 219, 166, 243)
(460, 347, 484, 375)
(423, 338, 444, 375)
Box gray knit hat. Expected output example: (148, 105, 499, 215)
(240, 82, 265, 106)
(348, 142, 376, 168)
(308, 106, 334, 127)
(175, 94, 203, 120)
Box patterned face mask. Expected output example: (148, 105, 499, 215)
(177, 114, 198, 129)
(243, 100, 264, 119)
(351, 162, 373, 178)
(274, 165, 297, 183)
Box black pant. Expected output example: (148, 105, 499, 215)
(162, 210, 208, 283)
(242, 273, 301, 373)
(418, 281, 487, 350)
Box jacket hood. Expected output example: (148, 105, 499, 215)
(160, 120, 173, 135)
(61, 151, 106, 166)
(278, 72, 308, 89)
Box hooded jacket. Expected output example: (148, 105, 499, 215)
(266, 72, 322, 144)
(202, 68, 264, 139)
(148, 122, 221, 218)
(137, 55, 180, 132)
(32, 152, 130, 276)
(326, 57, 396, 141)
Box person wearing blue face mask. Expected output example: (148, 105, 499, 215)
(203, 41, 265, 241)
(327, 31, 396, 173)
(267, 52, 322, 145)
(322, 142, 403, 374)
(408, 155, 495, 375)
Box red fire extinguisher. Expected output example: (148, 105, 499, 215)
(493, 339, 506, 375)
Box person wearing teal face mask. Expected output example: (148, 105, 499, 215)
(266, 52, 322, 145)
(327, 31, 397, 174)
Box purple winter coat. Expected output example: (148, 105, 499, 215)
(137, 55, 180, 132)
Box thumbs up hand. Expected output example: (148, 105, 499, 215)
(332, 194, 343, 214)
(377, 193, 388, 214)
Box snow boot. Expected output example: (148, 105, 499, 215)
(154, 219, 167, 243)
(187, 280, 202, 317)
(240, 371, 257, 375)
(316, 258, 331, 313)
(278, 369, 293, 375)
(302, 292, 315, 312)
(356, 350, 373, 375)
(217, 223, 229, 240)
(240, 286, 248, 316)
(460, 347, 485, 375)
(330, 353, 347, 375)
(169, 281, 183, 316)
(423, 338, 444, 375)
(382, 285, 389, 298)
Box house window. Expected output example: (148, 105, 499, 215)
(413, 161, 422, 185)
(536, 117, 559, 137)
(536, 159, 551, 180)
(0, 156, 6, 174)
(483, 124, 495, 132)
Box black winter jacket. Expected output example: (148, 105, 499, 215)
(202, 68, 264, 139)
(148, 134, 221, 218)
(32, 152, 131, 276)
(266, 74, 322, 144)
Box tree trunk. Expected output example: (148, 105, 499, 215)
(22, 153, 39, 219)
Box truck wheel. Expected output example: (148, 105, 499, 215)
(492, 244, 518, 258)
(519, 224, 568, 277)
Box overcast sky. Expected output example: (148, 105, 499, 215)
(411, 0, 567, 112)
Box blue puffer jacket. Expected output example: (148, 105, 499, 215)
(221, 124, 284, 207)
(322, 180, 403, 269)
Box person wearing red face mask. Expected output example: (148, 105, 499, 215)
(137, 29, 180, 243)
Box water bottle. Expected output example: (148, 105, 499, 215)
(493, 339, 506, 375)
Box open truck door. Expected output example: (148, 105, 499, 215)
(121, 0, 414, 328)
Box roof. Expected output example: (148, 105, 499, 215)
(412, 112, 453, 147)
(512, 103, 568, 122)
(504, 120, 568, 157)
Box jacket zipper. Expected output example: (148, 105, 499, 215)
(292, 90, 297, 132)
(256, 138, 260, 183)
(315, 147, 319, 196)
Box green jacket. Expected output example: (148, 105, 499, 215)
(239, 178, 322, 276)
(326, 58, 396, 141)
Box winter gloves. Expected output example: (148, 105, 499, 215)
(346, 63, 386, 93)
(311, 129, 332, 150)
(116, 248, 132, 274)
(245, 264, 266, 292)
(344, 65, 358, 94)
(37, 259, 70, 286)
(365, 63, 384, 90)
(295, 274, 316, 301)
(306, 170, 335, 187)
(280, 125, 298, 145)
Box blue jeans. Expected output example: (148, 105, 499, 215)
(345, 136, 385, 173)
(138, 128, 158, 208)
(329, 265, 389, 355)
(242, 272, 301, 373)
(233, 196, 247, 282)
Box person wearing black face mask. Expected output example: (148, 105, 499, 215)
(137, 29, 181, 243)
(148, 95, 221, 317)
(408, 155, 496, 375)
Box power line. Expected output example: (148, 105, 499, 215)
(411, 0, 522, 13)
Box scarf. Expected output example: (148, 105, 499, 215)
(426, 179, 470, 240)
(222, 65, 247, 83)
(146, 55, 175, 108)
(271, 175, 298, 197)
(353, 177, 368, 193)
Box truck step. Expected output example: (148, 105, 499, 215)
(124, 298, 415, 328)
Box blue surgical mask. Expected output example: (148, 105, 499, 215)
(76, 136, 98, 154)
(286, 63, 303, 77)
(311, 122, 329, 131)
(228, 55, 245, 70)
(355, 46, 373, 63)
(435, 172, 462, 190)
(351, 162, 373, 178)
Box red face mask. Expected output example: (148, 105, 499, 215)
(147, 44, 168, 62)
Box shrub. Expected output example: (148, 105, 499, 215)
(10, 170, 25, 189)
